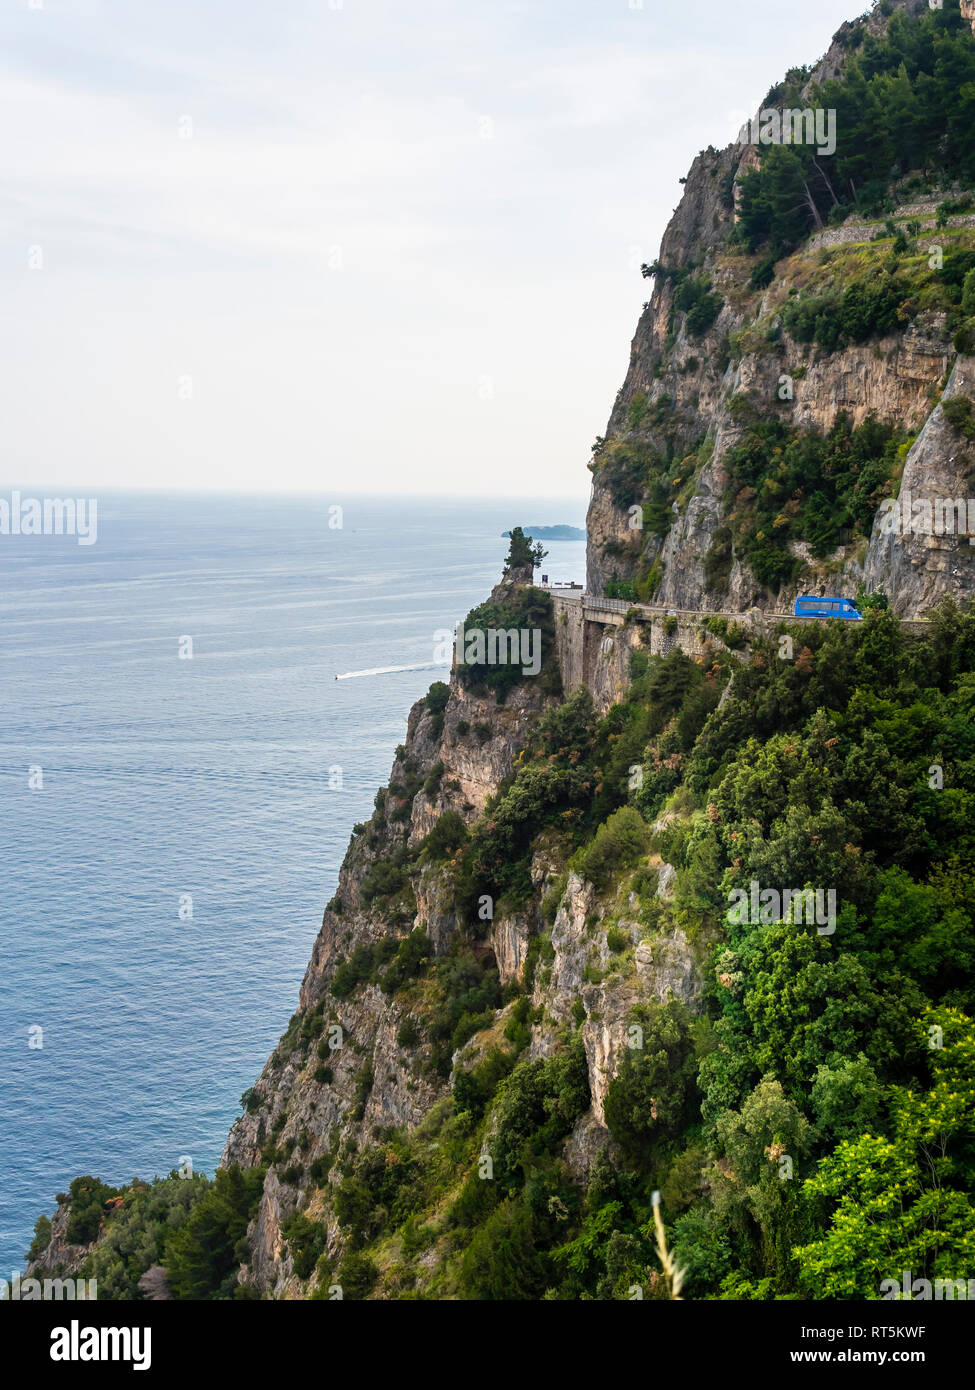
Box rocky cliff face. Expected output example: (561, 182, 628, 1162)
(862, 354, 975, 614)
(218, 575, 702, 1296)
(585, 0, 975, 618)
(221, 600, 553, 1293)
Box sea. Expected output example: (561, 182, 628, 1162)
(0, 491, 586, 1273)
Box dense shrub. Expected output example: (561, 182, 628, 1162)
(453, 1047, 518, 1120)
(672, 275, 724, 337)
(360, 860, 407, 905)
(781, 272, 902, 349)
(282, 1211, 327, 1279)
(165, 1166, 266, 1300)
(424, 682, 450, 737)
(456, 588, 558, 703)
(603, 1001, 699, 1162)
(724, 413, 903, 589)
(379, 928, 430, 994)
(459, 1199, 547, 1299)
(335, 1251, 378, 1300)
(419, 810, 468, 861)
(574, 806, 650, 890)
(492, 1037, 591, 1188)
(65, 1176, 119, 1246)
(426, 950, 503, 1077)
(331, 938, 398, 998)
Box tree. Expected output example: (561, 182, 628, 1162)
(460, 1199, 547, 1299)
(794, 1008, 975, 1298)
(165, 1165, 264, 1299)
(710, 1075, 814, 1281)
(504, 527, 546, 575)
(604, 1000, 698, 1161)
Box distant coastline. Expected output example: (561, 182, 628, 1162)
(501, 524, 585, 541)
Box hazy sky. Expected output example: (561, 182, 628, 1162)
(2, 0, 860, 497)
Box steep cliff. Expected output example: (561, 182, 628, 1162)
(587, 0, 975, 618)
(216, 569, 708, 1296)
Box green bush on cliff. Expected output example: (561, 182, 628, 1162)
(331, 937, 398, 998)
(26, 1214, 51, 1263)
(780, 271, 902, 350)
(603, 1001, 700, 1163)
(453, 1047, 518, 1120)
(491, 1036, 591, 1189)
(360, 859, 407, 905)
(423, 681, 450, 738)
(334, 1251, 378, 1300)
(418, 809, 468, 862)
(456, 587, 558, 703)
(604, 579, 638, 601)
(459, 1198, 548, 1300)
(380, 927, 430, 993)
(165, 1165, 266, 1300)
(943, 395, 975, 441)
(573, 805, 650, 890)
(427, 948, 503, 1077)
(723, 412, 903, 589)
(65, 1175, 119, 1245)
(672, 274, 724, 338)
(282, 1211, 327, 1279)
(460, 762, 595, 906)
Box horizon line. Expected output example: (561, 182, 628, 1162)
(0, 483, 590, 506)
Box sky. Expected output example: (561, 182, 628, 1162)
(1, 0, 863, 497)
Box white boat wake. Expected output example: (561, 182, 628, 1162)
(334, 661, 446, 681)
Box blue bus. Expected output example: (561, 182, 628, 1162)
(793, 595, 862, 620)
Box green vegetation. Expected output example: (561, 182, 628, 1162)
(281, 1211, 327, 1279)
(39, 1167, 266, 1300)
(26, 1214, 51, 1262)
(423, 681, 450, 739)
(427, 949, 503, 1077)
(779, 245, 975, 351)
(724, 411, 904, 590)
(604, 1001, 700, 1162)
(418, 809, 468, 862)
(672, 274, 724, 338)
(594, 431, 690, 551)
(605, 580, 638, 601)
(943, 395, 975, 441)
(331, 937, 399, 997)
(572, 805, 650, 891)
(64, 1175, 119, 1245)
(456, 586, 560, 703)
(166, 1166, 266, 1299)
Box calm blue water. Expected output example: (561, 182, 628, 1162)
(0, 492, 585, 1271)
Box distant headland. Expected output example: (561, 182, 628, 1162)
(501, 524, 585, 541)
